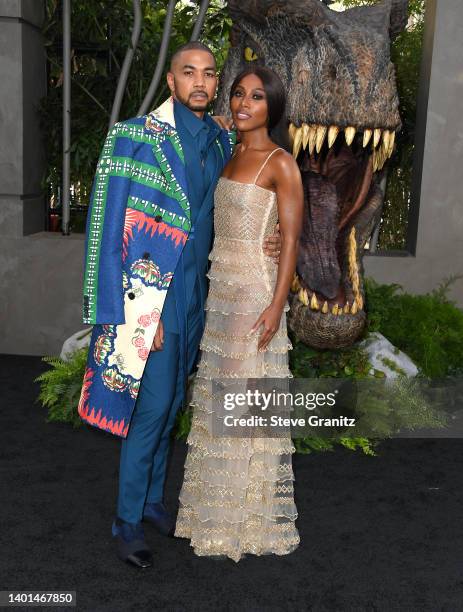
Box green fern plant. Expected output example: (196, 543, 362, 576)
(35, 348, 89, 427)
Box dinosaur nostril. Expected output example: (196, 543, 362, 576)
(298, 69, 309, 85)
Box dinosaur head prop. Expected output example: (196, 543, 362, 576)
(216, 0, 409, 348)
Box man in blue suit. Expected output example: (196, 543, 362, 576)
(109, 42, 279, 568)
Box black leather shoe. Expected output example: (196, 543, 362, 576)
(143, 502, 175, 537)
(112, 518, 153, 569)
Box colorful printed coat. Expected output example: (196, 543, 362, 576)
(77, 97, 235, 437)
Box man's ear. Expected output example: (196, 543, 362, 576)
(166, 72, 175, 96)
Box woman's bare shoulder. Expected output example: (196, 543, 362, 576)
(269, 147, 300, 179)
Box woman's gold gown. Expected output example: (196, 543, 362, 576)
(175, 149, 300, 562)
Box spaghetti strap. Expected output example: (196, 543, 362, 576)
(253, 147, 284, 185)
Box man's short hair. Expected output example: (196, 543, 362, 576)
(169, 41, 216, 70)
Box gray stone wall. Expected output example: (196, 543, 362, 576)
(0, 0, 46, 236)
(0, 233, 85, 355)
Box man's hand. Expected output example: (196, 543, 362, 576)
(263, 223, 281, 265)
(150, 320, 164, 351)
(212, 115, 234, 131)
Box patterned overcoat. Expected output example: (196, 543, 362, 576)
(77, 98, 234, 437)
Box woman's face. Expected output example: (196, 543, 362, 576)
(230, 73, 269, 133)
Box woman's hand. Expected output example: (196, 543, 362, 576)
(150, 320, 164, 351)
(250, 303, 283, 352)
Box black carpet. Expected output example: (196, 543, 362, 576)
(1, 355, 463, 611)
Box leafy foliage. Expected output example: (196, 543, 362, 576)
(174, 401, 194, 441)
(287, 340, 379, 455)
(288, 338, 446, 456)
(364, 275, 463, 377)
(35, 348, 89, 428)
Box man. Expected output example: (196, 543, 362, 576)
(78, 41, 279, 569)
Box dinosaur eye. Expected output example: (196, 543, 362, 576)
(244, 47, 258, 62)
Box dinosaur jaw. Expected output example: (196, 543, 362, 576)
(287, 121, 391, 347)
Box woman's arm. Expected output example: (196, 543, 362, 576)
(251, 152, 304, 351)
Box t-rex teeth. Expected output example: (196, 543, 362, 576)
(343, 301, 350, 314)
(348, 227, 361, 306)
(376, 145, 387, 170)
(344, 126, 356, 146)
(288, 122, 297, 142)
(322, 300, 329, 313)
(292, 127, 303, 158)
(328, 125, 339, 148)
(388, 130, 395, 157)
(308, 125, 317, 154)
(363, 129, 372, 147)
(302, 123, 310, 149)
(316, 125, 327, 153)
(310, 292, 319, 310)
(298, 288, 309, 306)
(373, 128, 382, 148)
(351, 301, 358, 315)
(291, 273, 300, 293)
(382, 129, 391, 152)
(372, 147, 386, 172)
(331, 303, 339, 315)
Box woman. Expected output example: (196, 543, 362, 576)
(175, 66, 304, 562)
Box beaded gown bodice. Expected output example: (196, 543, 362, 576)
(214, 177, 279, 240)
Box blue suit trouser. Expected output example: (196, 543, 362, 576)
(116, 308, 203, 523)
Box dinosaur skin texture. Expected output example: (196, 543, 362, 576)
(215, 0, 409, 349)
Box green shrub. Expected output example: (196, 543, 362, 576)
(35, 348, 88, 428)
(364, 276, 463, 377)
(288, 334, 447, 456)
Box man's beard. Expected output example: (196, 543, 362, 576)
(176, 90, 210, 112)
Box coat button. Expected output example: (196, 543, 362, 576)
(128, 292, 135, 300)
(143, 252, 150, 259)
(154, 215, 162, 222)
